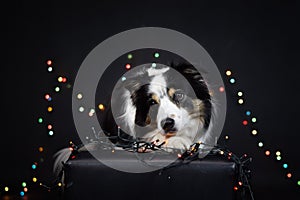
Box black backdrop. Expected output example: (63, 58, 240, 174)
(3, 0, 300, 199)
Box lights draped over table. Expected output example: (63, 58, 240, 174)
(1, 53, 299, 198)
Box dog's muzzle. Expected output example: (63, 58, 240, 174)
(161, 117, 177, 133)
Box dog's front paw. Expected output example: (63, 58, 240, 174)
(164, 137, 191, 152)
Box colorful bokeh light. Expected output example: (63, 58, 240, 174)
(47, 106, 53, 112)
(251, 129, 257, 135)
(46, 60, 52, 66)
(238, 99, 244, 104)
(79, 107, 84, 112)
(125, 64, 131, 70)
(225, 70, 232, 76)
(38, 117, 43, 123)
(32, 164, 37, 169)
(127, 54, 133, 59)
(77, 93, 83, 99)
(38, 147, 44, 152)
(54, 86, 60, 92)
(98, 104, 105, 111)
(219, 86, 225, 92)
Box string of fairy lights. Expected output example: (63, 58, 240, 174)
(1, 52, 299, 198)
(223, 69, 300, 187)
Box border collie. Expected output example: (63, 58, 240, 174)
(110, 63, 213, 151)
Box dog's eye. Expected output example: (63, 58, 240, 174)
(173, 91, 185, 102)
(149, 99, 157, 105)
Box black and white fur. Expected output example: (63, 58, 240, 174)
(112, 63, 213, 151)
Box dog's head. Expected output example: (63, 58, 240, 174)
(116, 63, 212, 140)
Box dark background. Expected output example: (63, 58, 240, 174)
(3, 0, 300, 199)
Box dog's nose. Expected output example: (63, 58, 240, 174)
(161, 117, 175, 132)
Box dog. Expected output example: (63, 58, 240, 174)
(53, 62, 215, 177)
(109, 62, 213, 152)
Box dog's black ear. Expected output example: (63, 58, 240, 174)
(130, 84, 152, 127)
(171, 62, 210, 101)
(171, 62, 212, 129)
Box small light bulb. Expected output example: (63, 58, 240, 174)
(46, 59, 52, 66)
(77, 93, 83, 99)
(219, 86, 225, 92)
(79, 106, 84, 112)
(127, 54, 133, 59)
(251, 129, 257, 135)
(238, 99, 244, 104)
(98, 104, 105, 111)
(225, 70, 232, 76)
(229, 78, 235, 84)
(154, 52, 160, 58)
(125, 64, 131, 70)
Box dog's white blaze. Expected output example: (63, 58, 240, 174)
(157, 97, 185, 131)
(148, 73, 194, 135)
(149, 74, 167, 97)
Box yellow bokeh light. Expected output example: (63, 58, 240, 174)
(238, 99, 244, 104)
(251, 129, 257, 135)
(38, 147, 44, 152)
(47, 106, 53, 112)
(77, 93, 83, 99)
(98, 104, 105, 111)
(225, 70, 232, 76)
(57, 76, 63, 82)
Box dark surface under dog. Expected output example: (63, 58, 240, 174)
(62, 150, 238, 200)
